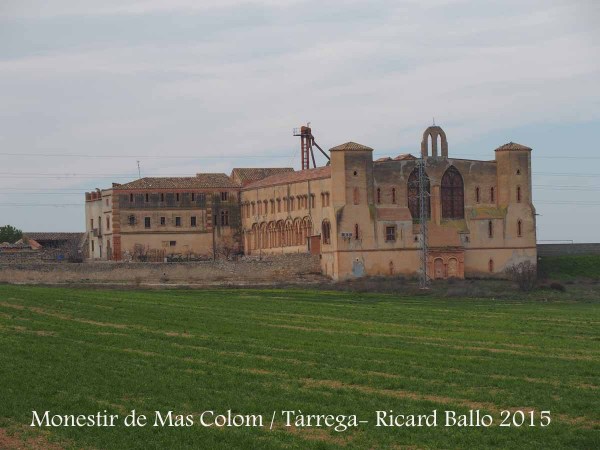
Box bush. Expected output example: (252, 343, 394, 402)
(550, 282, 566, 292)
(505, 261, 537, 291)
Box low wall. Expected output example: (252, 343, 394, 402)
(0, 254, 322, 285)
(537, 243, 600, 257)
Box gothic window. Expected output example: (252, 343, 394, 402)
(488, 220, 493, 238)
(321, 220, 331, 244)
(441, 166, 464, 219)
(517, 220, 523, 237)
(475, 187, 480, 203)
(517, 186, 522, 203)
(354, 224, 360, 240)
(490, 187, 495, 203)
(489, 259, 494, 272)
(376, 188, 381, 204)
(391, 188, 396, 204)
(407, 168, 430, 220)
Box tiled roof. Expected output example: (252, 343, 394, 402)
(231, 168, 294, 185)
(394, 153, 417, 160)
(495, 142, 532, 152)
(243, 166, 331, 190)
(113, 173, 239, 190)
(329, 142, 373, 152)
(24, 232, 84, 242)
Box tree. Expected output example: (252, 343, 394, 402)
(0, 225, 22, 243)
(505, 261, 537, 292)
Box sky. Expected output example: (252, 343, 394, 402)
(0, 0, 599, 241)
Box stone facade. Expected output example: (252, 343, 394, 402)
(86, 125, 537, 280)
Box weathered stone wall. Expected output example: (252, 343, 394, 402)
(0, 254, 322, 285)
(537, 243, 600, 257)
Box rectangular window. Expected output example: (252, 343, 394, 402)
(144, 217, 151, 228)
(176, 193, 180, 202)
(221, 210, 229, 226)
(145, 193, 149, 202)
(175, 216, 181, 227)
(160, 216, 166, 226)
(221, 192, 228, 201)
(191, 193, 195, 201)
(129, 193, 134, 203)
(106, 216, 110, 230)
(385, 226, 396, 242)
(191, 216, 197, 227)
(91, 241, 95, 252)
(90, 218, 94, 229)
(160, 193, 165, 202)
(169, 241, 176, 247)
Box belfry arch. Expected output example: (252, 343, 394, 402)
(421, 126, 448, 158)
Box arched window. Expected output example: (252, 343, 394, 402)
(353, 187, 360, 205)
(475, 187, 480, 203)
(516, 186, 522, 203)
(441, 166, 464, 219)
(376, 188, 381, 204)
(490, 187, 495, 203)
(354, 224, 360, 240)
(391, 188, 396, 204)
(321, 220, 331, 244)
(517, 220, 522, 237)
(488, 220, 493, 238)
(489, 259, 494, 273)
(407, 168, 430, 219)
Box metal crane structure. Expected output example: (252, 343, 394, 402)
(293, 124, 330, 170)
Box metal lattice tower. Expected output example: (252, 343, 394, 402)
(418, 156, 430, 289)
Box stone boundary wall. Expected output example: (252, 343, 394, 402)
(0, 254, 322, 285)
(537, 243, 600, 257)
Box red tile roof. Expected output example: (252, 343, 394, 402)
(243, 166, 331, 190)
(113, 173, 239, 190)
(329, 142, 373, 152)
(495, 142, 532, 152)
(231, 168, 294, 186)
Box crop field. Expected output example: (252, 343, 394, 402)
(0, 285, 598, 449)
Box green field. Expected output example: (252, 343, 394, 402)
(0, 285, 598, 449)
(538, 254, 600, 280)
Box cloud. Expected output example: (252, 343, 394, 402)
(0, 0, 599, 236)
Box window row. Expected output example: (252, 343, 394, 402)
(375, 187, 397, 205)
(127, 191, 230, 203)
(474, 186, 496, 204)
(126, 211, 230, 228)
(486, 219, 524, 238)
(242, 193, 328, 218)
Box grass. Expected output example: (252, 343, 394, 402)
(538, 254, 600, 280)
(0, 285, 598, 449)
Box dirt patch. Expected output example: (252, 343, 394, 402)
(0, 428, 65, 450)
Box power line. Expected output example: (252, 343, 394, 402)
(0, 152, 293, 159)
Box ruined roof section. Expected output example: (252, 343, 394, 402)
(113, 173, 239, 190)
(243, 166, 331, 190)
(329, 142, 373, 152)
(231, 168, 294, 186)
(24, 232, 84, 242)
(494, 142, 532, 152)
